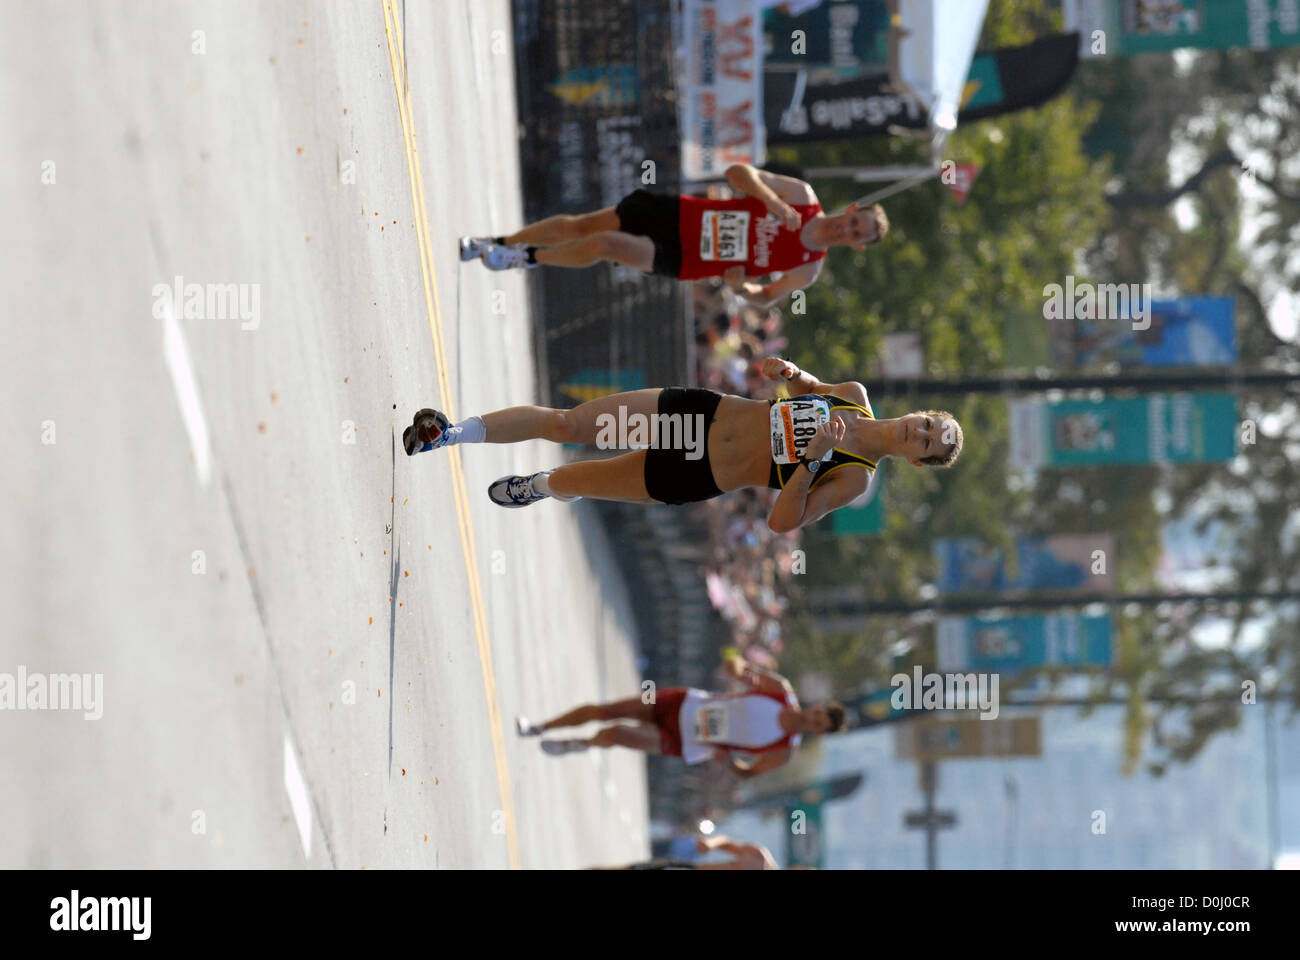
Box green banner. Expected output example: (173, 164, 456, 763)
(786, 797, 824, 868)
(830, 464, 885, 535)
(1009, 393, 1238, 468)
(1070, 0, 1300, 55)
(936, 612, 1113, 672)
(763, 0, 891, 75)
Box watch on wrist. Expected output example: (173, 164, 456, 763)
(799, 455, 821, 475)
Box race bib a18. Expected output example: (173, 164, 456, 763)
(770, 397, 832, 464)
(693, 704, 731, 743)
(699, 210, 751, 261)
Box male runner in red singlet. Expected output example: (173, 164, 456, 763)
(515, 652, 846, 777)
(458, 163, 888, 308)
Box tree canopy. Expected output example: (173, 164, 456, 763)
(771, 2, 1300, 773)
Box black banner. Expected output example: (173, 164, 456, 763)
(763, 70, 926, 143)
(763, 32, 1083, 143)
(958, 32, 1081, 123)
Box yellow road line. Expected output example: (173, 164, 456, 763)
(380, 0, 519, 869)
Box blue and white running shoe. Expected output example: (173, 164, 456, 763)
(404, 408, 452, 456)
(515, 714, 544, 737)
(488, 472, 549, 508)
(459, 235, 496, 262)
(480, 244, 538, 271)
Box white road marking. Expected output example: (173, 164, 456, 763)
(603, 778, 616, 799)
(283, 734, 313, 860)
(161, 302, 213, 486)
(466, 3, 486, 99)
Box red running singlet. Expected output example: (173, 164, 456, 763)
(676, 195, 825, 280)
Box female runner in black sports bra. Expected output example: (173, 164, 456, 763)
(405, 357, 963, 534)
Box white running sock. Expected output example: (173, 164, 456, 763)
(440, 415, 486, 446)
(530, 470, 581, 503)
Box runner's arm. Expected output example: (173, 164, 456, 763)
(724, 163, 808, 229)
(736, 261, 823, 308)
(697, 833, 741, 853)
(767, 460, 870, 534)
(698, 835, 765, 861)
(730, 749, 792, 779)
(768, 362, 870, 409)
(726, 163, 817, 206)
(729, 656, 796, 698)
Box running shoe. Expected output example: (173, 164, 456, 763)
(541, 739, 588, 756)
(480, 244, 538, 271)
(459, 235, 496, 262)
(403, 407, 452, 456)
(515, 714, 544, 737)
(488, 472, 549, 508)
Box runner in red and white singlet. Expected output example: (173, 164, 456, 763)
(513, 652, 847, 779)
(458, 163, 889, 310)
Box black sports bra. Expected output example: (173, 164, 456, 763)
(767, 393, 877, 489)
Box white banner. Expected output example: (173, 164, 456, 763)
(935, 617, 968, 671)
(879, 331, 925, 379)
(1008, 398, 1046, 471)
(680, 0, 765, 181)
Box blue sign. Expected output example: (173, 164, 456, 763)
(1132, 297, 1236, 367)
(934, 535, 1114, 594)
(1074, 296, 1237, 367)
(936, 613, 1113, 673)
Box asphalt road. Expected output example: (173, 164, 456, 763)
(0, 0, 647, 869)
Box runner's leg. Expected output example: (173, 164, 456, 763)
(544, 451, 653, 502)
(478, 388, 663, 444)
(584, 723, 664, 753)
(534, 231, 655, 271)
(504, 208, 619, 247)
(538, 696, 656, 731)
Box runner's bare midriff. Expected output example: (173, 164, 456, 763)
(709, 394, 873, 492)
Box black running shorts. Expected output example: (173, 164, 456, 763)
(614, 189, 683, 278)
(643, 388, 724, 505)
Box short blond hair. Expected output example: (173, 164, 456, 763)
(869, 203, 890, 243)
(920, 410, 962, 467)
